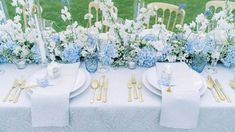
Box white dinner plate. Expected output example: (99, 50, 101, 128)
(70, 70, 91, 99)
(146, 67, 204, 92)
(26, 68, 90, 99)
(142, 68, 207, 97)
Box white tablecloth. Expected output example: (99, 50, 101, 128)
(0, 64, 235, 132)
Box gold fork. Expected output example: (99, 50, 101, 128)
(207, 77, 220, 102)
(13, 80, 26, 103)
(2, 80, 18, 102)
(128, 80, 132, 102)
(131, 74, 138, 99)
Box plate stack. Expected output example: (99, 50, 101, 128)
(142, 63, 207, 97)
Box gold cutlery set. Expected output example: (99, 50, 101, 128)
(3, 74, 234, 104)
(3, 79, 26, 103)
(127, 74, 143, 103)
(207, 75, 231, 103)
(90, 75, 108, 104)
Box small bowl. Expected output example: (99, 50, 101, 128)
(128, 61, 137, 70)
(15, 59, 27, 70)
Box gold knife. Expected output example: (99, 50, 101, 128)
(138, 81, 143, 102)
(215, 79, 231, 103)
(208, 76, 225, 101)
(102, 79, 108, 103)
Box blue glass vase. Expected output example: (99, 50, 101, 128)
(191, 54, 207, 73)
(85, 56, 98, 73)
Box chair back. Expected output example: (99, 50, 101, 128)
(205, 0, 235, 13)
(88, 1, 118, 31)
(147, 2, 185, 31)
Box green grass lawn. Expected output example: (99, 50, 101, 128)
(4, 0, 235, 31)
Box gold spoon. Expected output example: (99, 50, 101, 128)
(90, 80, 99, 104)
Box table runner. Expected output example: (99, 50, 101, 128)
(0, 64, 235, 132)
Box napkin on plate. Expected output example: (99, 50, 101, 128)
(31, 63, 80, 127)
(159, 63, 200, 129)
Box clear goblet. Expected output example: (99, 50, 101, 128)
(206, 43, 223, 74)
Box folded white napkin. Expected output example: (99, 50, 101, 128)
(31, 63, 79, 127)
(159, 63, 200, 129)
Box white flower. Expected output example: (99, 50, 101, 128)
(16, 7, 22, 14)
(49, 54, 56, 61)
(14, 46, 21, 54)
(61, 6, 71, 21)
(153, 40, 165, 51)
(94, 22, 102, 30)
(84, 13, 93, 20)
(21, 46, 30, 58)
(189, 21, 196, 28)
(18, 0, 25, 6)
(175, 24, 182, 30)
(14, 15, 21, 23)
(158, 17, 163, 23)
(11, 0, 17, 7)
(215, 30, 227, 44)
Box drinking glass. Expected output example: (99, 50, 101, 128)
(206, 42, 223, 74)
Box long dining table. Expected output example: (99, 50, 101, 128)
(0, 64, 235, 132)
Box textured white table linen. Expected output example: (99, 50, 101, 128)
(31, 64, 79, 127)
(1, 64, 235, 132)
(159, 63, 200, 129)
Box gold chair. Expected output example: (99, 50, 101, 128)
(88, 1, 118, 31)
(205, 0, 235, 13)
(146, 2, 185, 31)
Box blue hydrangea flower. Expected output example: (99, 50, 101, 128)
(142, 34, 156, 42)
(4, 41, 17, 51)
(52, 35, 60, 44)
(186, 37, 211, 54)
(204, 9, 213, 17)
(87, 34, 98, 46)
(31, 45, 41, 63)
(162, 44, 172, 54)
(222, 46, 235, 68)
(62, 43, 81, 63)
(0, 56, 7, 64)
(137, 47, 158, 68)
(99, 42, 118, 65)
(179, 3, 187, 10)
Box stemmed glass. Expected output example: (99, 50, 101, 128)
(97, 35, 110, 73)
(158, 65, 174, 92)
(206, 41, 224, 74)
